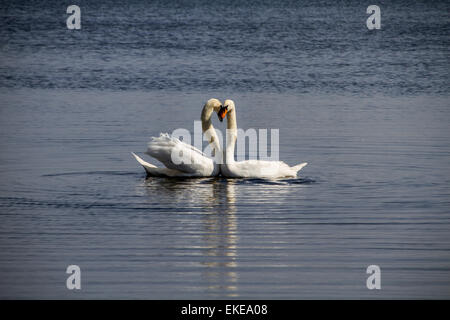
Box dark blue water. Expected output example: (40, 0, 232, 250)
(0, 0, 449, 299)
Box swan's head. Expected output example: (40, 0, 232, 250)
(206, 98, 223, 113)
(218, 99, 235, 122)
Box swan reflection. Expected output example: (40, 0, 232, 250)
(138, 176, 307, 298)
(140, 177, 239, 297)
(201, 179, 238, 297)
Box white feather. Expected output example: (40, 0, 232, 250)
(146, 133, 219, 177)
(132, 98, 222, 177)
(220, 100, 308, 179)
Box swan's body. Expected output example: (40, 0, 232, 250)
(133, 98, 223, 177)
(219, 100, 307, 179)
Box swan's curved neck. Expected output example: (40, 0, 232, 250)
(201, 103, 221, 157)
(225, 108, 237, 163)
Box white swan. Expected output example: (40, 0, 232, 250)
(132, 98, 223, 177)
(217, 99, 307, 179)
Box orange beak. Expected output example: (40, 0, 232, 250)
(218, 107, 228, 122)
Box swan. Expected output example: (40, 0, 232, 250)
(217, 99, 307, 179)
(132, 98, 223, 177)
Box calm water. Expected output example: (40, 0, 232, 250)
(0, 0, 449, 299)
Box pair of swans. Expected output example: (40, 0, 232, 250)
(132, 98, 307, 179)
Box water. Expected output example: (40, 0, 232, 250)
(0, 0, 449, 299)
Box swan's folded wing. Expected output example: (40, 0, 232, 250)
(131, 152, 192, 177)
(229, 160, 301, 178)
(146, 133, 216, 176)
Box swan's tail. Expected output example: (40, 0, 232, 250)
(131, 152, 159, 176)
(132, 152, 185, 177)
(132, 152, 156, 168)
(292, 162, 308, 174)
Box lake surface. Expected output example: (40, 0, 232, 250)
(0, 0, 449, 299)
